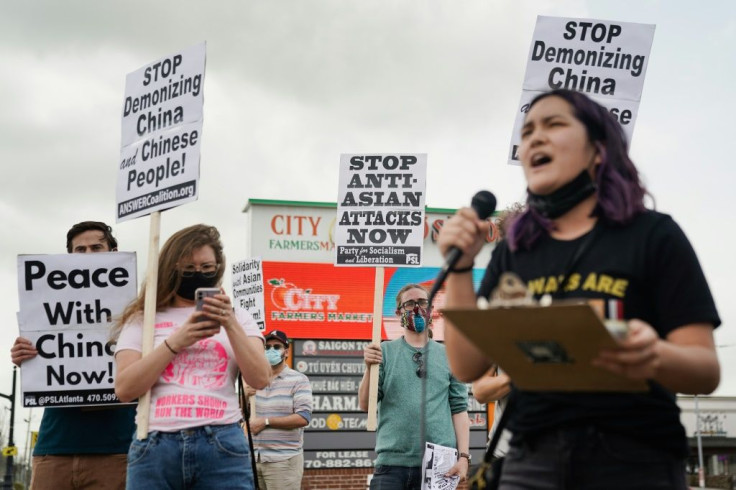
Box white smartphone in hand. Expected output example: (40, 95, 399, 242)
(195, 287, 220, 311)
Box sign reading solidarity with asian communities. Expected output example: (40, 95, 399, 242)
(232, 257, 266, 332)
(17, 253, 137, 407)
(117, 42, 206, 222)
(509, 16, 655, 164)
(335, 154, 427, 267)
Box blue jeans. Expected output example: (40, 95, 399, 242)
(370, 465, 422, 490)
(126, 423, 254, 490)
(500, 426, 688, 490)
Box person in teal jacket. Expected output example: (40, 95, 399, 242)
(359, 283, 470, 489)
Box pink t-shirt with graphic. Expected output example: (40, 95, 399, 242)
(115, 307, 263, 432)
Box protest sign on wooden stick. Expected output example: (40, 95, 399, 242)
(366, 266, 384, 431)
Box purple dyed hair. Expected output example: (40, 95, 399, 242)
(508, 89, 649, 251)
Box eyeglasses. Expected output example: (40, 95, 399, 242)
(412, 351, 425, 378)
(401, 298, 429, 310)
(178, 263, 220, 278)
(266, 344, 285, 352)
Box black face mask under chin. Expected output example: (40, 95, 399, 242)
(176, 273, 219, 300)
(527, 169, 597, 219)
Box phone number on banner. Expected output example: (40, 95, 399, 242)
(303, 450, 376, 469)
(23, 389, 122, 407)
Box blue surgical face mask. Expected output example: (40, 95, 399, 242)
(266, 347, 284, 366)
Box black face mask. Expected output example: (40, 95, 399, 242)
(176, 273, 219, 300)
(527, 169, 597, 219)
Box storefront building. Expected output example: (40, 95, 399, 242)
(244, 199, 499, 489)
(680, 395, 736, 488)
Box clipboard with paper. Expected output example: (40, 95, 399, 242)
(442, 301, 648, 392)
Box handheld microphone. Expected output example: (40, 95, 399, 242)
(428, 190, 497, 305)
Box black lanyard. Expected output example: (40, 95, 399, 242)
(552, 221, 601, 299)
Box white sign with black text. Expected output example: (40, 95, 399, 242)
(336, 153, 427, 267)
(509, 16, 655, 163)
(232, 257, 265, 331)
(17, 252, 137, 407)
(117, 42, 206, 221)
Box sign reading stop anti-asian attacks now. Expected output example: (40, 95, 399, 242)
(335, 154, 427, 267)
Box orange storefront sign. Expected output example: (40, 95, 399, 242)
(262, 261, 484, 340)
(263, 262, 375, 339)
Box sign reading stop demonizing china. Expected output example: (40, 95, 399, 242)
(508, 16, 655, 164)
(117, 42, 206, 222)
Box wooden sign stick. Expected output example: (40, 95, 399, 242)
(366, 266, 384, 431)
(136, 211, 161, 440)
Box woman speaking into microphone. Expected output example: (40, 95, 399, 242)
(439, 89, 720, 489)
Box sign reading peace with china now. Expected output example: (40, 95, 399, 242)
(17, 252, 137, 407)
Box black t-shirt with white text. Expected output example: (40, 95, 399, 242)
(478, 211, 720, 457)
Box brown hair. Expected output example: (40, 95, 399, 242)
(66, 221, 118, 252)
(112, 224, 225, 339)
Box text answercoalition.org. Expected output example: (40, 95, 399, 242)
(119, 182, 195, 217)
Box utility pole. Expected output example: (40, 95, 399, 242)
(695, 395, 705, 488)
(0, 368, 17, 490)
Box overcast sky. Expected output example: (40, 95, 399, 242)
(1, 0, 734, 448)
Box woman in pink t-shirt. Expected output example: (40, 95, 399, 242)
(113, 224, 270, 490)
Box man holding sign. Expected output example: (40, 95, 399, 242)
(358, 283, 470, 489)
(11, 221, 135, 490)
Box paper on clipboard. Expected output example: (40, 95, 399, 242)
(442, 303, 648, 392)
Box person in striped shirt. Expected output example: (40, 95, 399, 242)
(246, 330, 313, 490)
